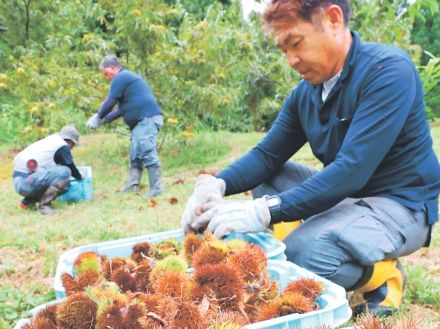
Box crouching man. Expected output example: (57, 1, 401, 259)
(12, 124, 82, 215)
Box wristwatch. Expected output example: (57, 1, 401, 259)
(265, 195, 282, 220)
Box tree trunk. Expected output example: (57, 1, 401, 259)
(24, 0, 32, 46)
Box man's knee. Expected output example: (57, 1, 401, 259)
(285, 237, 363, 289)
(57, 166, 72, 181)
(285, 236, 341, 278)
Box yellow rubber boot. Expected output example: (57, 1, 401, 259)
(353, 259, 404, 317)
(273, 221, 301, 240)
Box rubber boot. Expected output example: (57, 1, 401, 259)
(119, 167, 143, 193)
(38, 182, 68, 215)
(146, 166, 163, 197)
(352, 259, 405, 317)
(273, 221, 301, 240)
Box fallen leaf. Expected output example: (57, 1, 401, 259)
(172, 178, 184, 185)
(149, 199, 158, 208)
(168, 197, 178, 205)
(198, 166, 219, 175)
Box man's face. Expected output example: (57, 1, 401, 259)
(100, 66, 119, 81)
(274, 10, 349, 85)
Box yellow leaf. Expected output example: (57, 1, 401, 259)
(182, 130, 194, 138)
(167, 117, 178, 125)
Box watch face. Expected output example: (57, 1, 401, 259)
(267, 196, 281, 207)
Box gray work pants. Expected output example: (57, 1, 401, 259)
(13, 166, 71, 200)
(252, 161, 430, 290)
(130, 115, 163, 169)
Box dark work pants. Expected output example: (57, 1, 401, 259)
(252, 161, 430, 290)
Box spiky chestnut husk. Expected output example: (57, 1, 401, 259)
(34, 303, 58, 325)
(97, 300, 147, 329)
(354, 313, 421, 329)
(86, 281, 127, 313)
(23, 317, 57, 329)
(133, 271, 152, 294)
(354, 314, 389, 329)
(210, 311, 250, 328)
(149, 255, 188, 285)
(56, 292, 97, 329)
(283, 278, 325, 300)
(192, 243, 229, 268)
(393, 318, 422, 329)
(131, 259, 154, 293)
(182, 232, 205, 263)
(258, 278, 279, 303)
(111, 267, 137, 293)
(159, 298, 207, 329)
(73, 251, 102, 276)
(61, 271, 100, 295)
(131, 241, 154, 263)
(227, 244, 267, 282)
(151, 270, 193, 299)
(243, 283, 261, 304)
(135, 293, 162, 313)
(152, 239, 180, 260)
(192, 263, 245, 310)
(209, 321, 244, 329)
(203, 231, 217, 242)
(225, 238, 249, 253)
(244, 303, 259, 323)
(138, 313, 166, 329)
(256, 292, 316, 321)
(102, 256, 137, 280)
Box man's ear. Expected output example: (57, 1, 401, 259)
(324, 4, 345, 28)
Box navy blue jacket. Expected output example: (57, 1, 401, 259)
(218, 32, 440, 225)
(99, 69, 162, 129)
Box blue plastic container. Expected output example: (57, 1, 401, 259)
(53, 229, 286, 299)
(17, 260, 351, 329)
(58, 166, 92, 202)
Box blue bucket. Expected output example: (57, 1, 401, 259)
(58, 166, 92, 202)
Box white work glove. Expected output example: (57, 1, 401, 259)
(181, 174, 226, 234)
(86, 113, 102, 129)
(191, 198, 271, 239)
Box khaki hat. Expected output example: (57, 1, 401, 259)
(59, 124, 80, 145)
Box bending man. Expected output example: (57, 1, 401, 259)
(87, 55, 164, 197)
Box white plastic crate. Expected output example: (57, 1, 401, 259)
(58, 166, 92, 202)
(53, 229, 287, 299)
(16, 260, 351, 329)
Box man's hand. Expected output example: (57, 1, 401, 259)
(181, 174, 226, 234)
(87, 113, 102, 129)
(191, 198, 271, 238)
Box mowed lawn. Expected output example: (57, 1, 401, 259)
(0, 127, 439, 328)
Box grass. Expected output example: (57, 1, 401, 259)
(0, 128, 439, 328)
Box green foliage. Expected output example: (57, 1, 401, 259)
(405, 264, 440, 306)
(160, 129, 231, 172)
(0, 286, 55, 325)
(0, 0, 439, 148)
(411, 0, 440, 65)
(351, 0, 440, 118)
(419, 52, 440, 119)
